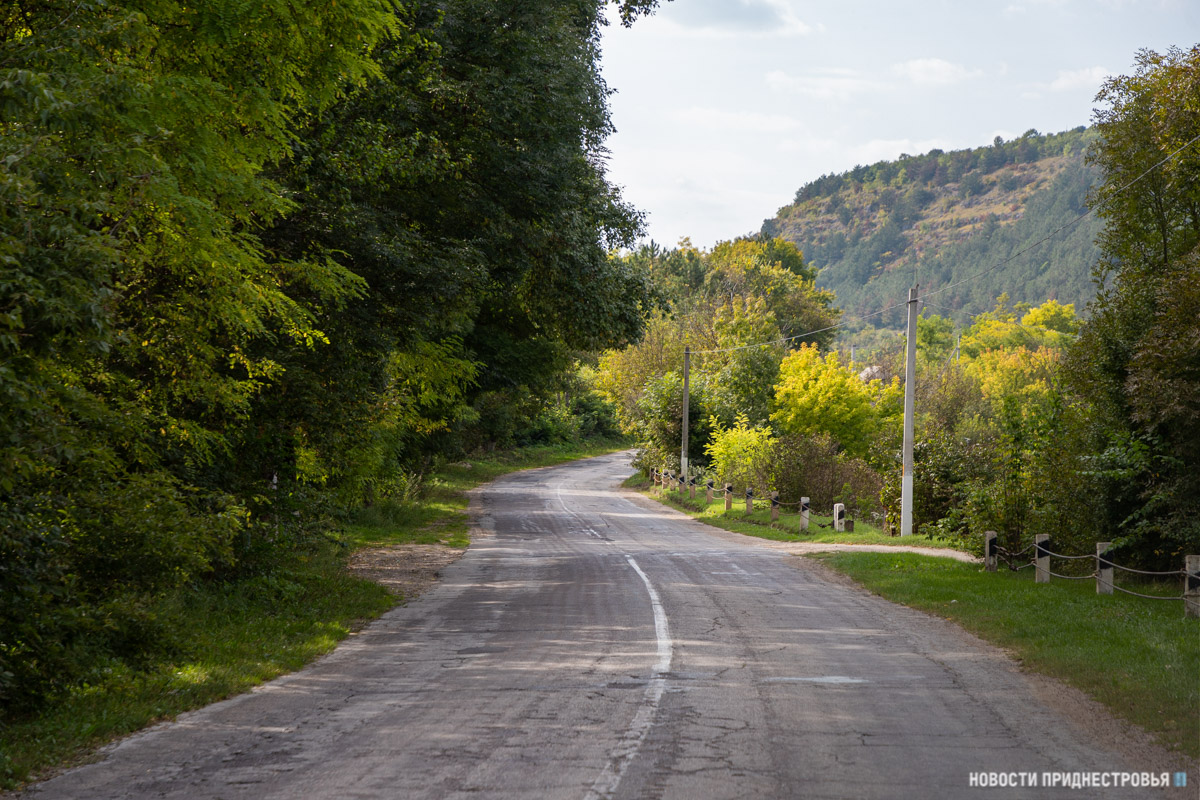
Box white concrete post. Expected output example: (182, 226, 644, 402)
(1096, 542, 1113, 595)
(901, 285, 919, 536)
(984, 531, 998, 573)
(833, 503, 845, 532)
(1035, 534, 1050, 584)
(800, 497, 810, 531)
(681, 346, 690, 478)
(1185, 555, 1199, 619)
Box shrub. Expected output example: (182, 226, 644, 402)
(771, 432, 881, 516)
(705, 415, 775, 493)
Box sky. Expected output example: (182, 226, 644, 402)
(599, 0, 1197, 249)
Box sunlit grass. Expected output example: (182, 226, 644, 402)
(0, 549, 392, 789)
(814, 551, 1199, 760)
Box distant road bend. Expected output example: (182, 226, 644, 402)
(28, 452, 1162, 799)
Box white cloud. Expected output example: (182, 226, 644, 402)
(1048, 66, 1109, 91)
(765, 68, 884, 100)
(775, 136, 955, 165)
(891, 58, 983, 86)
(847, 137, 957, 165)
(672, 107, 807, 134)
(648, 0, 813, 38)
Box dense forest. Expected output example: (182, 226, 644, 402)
(762, 128, 1104, 329)
(1, 0, 662, 711)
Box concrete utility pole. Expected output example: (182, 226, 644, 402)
(681, 346, 690, 477)
(901, 286, 919, 537)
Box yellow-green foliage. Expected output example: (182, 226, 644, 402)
(704, 414, 775, 491)
(770, 344, 902, 459)
(965, 347, 1060, 418)
(959, 296, 1080, 357)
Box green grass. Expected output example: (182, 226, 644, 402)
(630, 474, 965, 551)
(0, 550, 393, 789)
(813, 551, 1199, 760)
(1, 438, 630, 790)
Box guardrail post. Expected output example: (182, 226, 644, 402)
(770, 492, 779, 522)
(800, 497, 810, 531)
(833, 503, 845, 532)
(689, 476, 697, 500)
(1035, 534, 1050, 584)
(706, 479, 714, 505)
(724, 485, 733, 512)
(1096, 542, 1112, 595)
(1186, 555, 1200, 619)
(745, 487, 754, 516)
(984, 531, 998, 573)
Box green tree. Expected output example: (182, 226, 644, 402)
(705, 414, 775, 492)
(771, 345, 902, 460)
(1067, 45, 1200, 565)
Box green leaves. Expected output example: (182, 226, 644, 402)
(771, 344, 901, 461)
(1, 0, 666, 710)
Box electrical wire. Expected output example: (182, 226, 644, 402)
(919, 131, 1200, 303)
(691, 297, 912, 354)
(689, 131, 1200, 355)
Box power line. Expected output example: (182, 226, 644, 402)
(919, 131, 1200, 303)
(693, 131, 1200, 356)
(691, 297, 910, 354)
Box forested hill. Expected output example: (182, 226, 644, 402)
(761, 127, 1103, 328)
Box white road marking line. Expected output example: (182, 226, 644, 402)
(551, 477, 675, 798)
(584, 555, 673, 800)
(762, 676, 868, 684)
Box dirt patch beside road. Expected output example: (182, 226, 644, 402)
(347, 544, 466, 601)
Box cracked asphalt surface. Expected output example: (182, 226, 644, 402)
(25, 452, 1173, 799)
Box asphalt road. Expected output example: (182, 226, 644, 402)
(26, 452, 1172, 799)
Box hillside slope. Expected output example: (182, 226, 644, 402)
(761, 128, 1103, 329)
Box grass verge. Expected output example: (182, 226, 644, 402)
(1, 438, 630, 790)
(0, 551, 393, 790)
(813, 550, 1199, 760)
(628, 472, 966, 551)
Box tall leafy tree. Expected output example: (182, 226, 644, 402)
(1067, 45, 1200, 564)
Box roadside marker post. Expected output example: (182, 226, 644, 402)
(1186, 555, 1200, 618)
(1097, 542, 1113, 595)
(985, 531, 998, 573)
(1035, 534, 1050, 584)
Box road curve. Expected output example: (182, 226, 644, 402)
(25, 452, 1169, 799)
